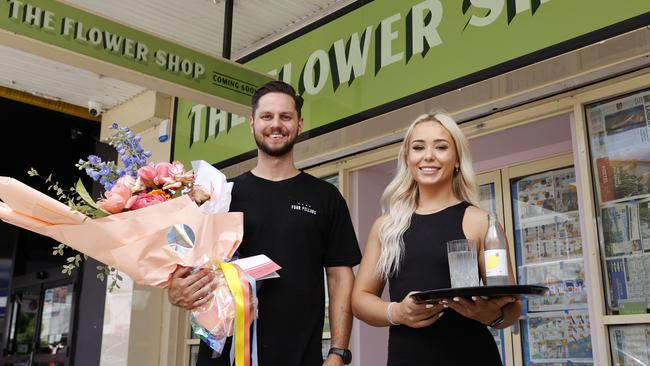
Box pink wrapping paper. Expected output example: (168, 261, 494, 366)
(0, 176, 243, 288)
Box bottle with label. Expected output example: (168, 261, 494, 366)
(483, 213, 510, 286)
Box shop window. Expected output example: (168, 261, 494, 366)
(585, 88, 650, 316)
(585, 88, 650, 365)
(510, 166, 593, 365)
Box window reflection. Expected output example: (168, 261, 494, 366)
(609, 324, 650, 366)
(10, 289, 40, 356)
(38, 284, 73, 355)
(511, 167, 594, 365)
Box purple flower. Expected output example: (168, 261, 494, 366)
(103, 123, 150, 180)
(99, 165, 111, 176)
(88, 155, 101, 165)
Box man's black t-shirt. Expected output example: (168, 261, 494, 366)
(197, 171, 361, 366)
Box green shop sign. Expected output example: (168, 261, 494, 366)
(174, 0, 650, 167)
(0, 0, 272, 114)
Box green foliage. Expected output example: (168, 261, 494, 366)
(31, 168, 121, 291)
(97, 265, 122, 292)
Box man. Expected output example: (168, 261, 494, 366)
(168, 80, 361, 366)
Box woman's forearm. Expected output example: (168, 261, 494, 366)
(352, 290, 392, 327)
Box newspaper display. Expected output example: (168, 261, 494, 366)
(604, 253, 650, 313)
(515, 168, 588, 311)
(524, 310, 593, 364)
(601, 202, 643, 256)
(586, 92, 650, 203)
(521, 213, 582, 265)
(586, 89, 650, 315)
(513, 168, 594, 365)
(524, 259, 587, 311)
(609, 325, 650, 366)
(516, 169, 579, 220)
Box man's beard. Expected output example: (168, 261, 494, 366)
(254, 129, 298, 157)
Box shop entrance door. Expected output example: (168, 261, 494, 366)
(3, 276, 76, 366)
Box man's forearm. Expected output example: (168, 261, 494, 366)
(326, 267, 355, 348)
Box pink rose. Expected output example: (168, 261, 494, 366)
(98, 176, 135, 214)
(162, 181, 183, 191)
(158, 161, 194, 190)
(153, 162, 173, 186)
(169, 161, 194, 184)
(128, 192, 167, 210)
(137, 165, 157, 188)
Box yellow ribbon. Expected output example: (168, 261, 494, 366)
(221, 262, 248, 366)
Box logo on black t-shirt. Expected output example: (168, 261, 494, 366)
(290, 202, 317, 215)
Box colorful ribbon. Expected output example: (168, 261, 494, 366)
(190, 258, 258, 365)
(221, 262, 253, 366)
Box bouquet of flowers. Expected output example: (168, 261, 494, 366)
(0, 124, 274, 366)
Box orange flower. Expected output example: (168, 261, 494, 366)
(149, 189, 170, 199)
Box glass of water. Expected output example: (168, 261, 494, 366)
(447, 239, 479, 288)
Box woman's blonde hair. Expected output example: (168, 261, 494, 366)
(376, 113, 478, 279)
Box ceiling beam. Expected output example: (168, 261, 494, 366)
(0, 85, 100, 121)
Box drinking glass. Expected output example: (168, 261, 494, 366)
(447, 239, 479, 288)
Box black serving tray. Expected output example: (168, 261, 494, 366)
(410, 285, 548, 302)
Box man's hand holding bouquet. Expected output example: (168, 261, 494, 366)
(0, 124, 273, 366)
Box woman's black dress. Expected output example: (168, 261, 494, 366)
(387, 201, 503, 366)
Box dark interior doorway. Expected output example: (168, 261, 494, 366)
(0, 96, 104, 366)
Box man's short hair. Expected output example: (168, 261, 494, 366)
(252, 80, 304, 118)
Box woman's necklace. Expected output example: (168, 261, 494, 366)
(415, 199, 461, 214)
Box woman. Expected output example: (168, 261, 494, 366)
(351, 113, 521, 365)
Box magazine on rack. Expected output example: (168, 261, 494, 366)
(605, 254, 650, 313)
(599, 199, 650, 313)
(601, 202, 642, 256)
(588, 93, 650, 203)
